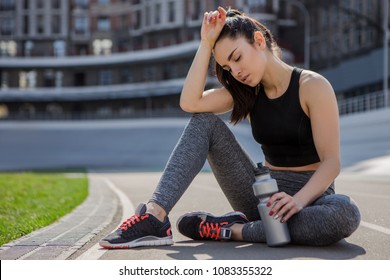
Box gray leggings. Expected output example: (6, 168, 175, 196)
(150, 113, 361, 246)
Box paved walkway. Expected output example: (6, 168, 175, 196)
(0, 175, 118, 260)
(1, 170, 389, 260)
(0, 108, 389, 260)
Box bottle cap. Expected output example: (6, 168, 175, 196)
(254, 162, 270, 176)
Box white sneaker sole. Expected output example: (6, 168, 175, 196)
(99, 235, 173, 249)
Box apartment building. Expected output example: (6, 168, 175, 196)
(1, 0, 386, 119)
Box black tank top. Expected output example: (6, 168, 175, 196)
(250, 67, 320, 167)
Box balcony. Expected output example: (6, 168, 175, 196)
(0, 40, 200, 69)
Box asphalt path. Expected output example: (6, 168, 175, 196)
(0, 108, 389, 260)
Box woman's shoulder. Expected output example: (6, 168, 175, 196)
(299, 69, 330, 86)
(299, 69, 334, 95)
(298, 69, 336, 107)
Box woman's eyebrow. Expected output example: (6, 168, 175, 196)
(221, 47, 238, 68)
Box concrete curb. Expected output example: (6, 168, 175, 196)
(0, 174, 118, 260)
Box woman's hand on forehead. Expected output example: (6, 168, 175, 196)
(205, 10, 220, 24)
(201, 7, 227, 49)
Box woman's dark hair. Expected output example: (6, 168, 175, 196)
(215, 8, 281, 124)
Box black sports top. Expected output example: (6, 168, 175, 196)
(250, 67, 320, 167)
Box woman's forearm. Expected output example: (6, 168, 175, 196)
(180, 41, 213, 112)
(293, 157, 340, 208)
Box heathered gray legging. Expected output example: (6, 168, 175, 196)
(150, 113, 361, 246)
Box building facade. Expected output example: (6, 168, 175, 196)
(1, 0, 387, 119)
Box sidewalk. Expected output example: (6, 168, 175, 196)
(0, 175, 118, 260)
(1, 168, 389, 260)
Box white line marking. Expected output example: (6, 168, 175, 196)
(360, 221, 390, 235)
(76, 176, 135, 260)
(347, 191, 390, 200)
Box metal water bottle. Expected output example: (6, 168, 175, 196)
(253, 163, 290, 246)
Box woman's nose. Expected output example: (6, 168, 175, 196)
(231, 66, 241, 77)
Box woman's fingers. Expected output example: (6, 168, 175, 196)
(268, 192, 303, 222)
(206, 10, 219, 24)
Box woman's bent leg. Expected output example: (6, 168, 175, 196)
(242, 170, 360, 245)
(150, 113, 259, 219)
(288, 194, 361, 246)
(242, 193, 361, 246)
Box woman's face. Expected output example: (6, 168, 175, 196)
(213, 35, 266, 87)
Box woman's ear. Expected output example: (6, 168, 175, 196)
(253, 31, 266, 49)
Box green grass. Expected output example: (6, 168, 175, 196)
(0, 172, 88, 246)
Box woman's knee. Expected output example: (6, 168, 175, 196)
(189, 113, 221, 127)
(290, 194, 361, 246)
(339, 194, 361, 236)
(322, 194, 361, 239)
(188, 113, 229, 138)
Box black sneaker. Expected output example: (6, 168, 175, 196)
(176, 211, 249, 241)
(99, 203, 173, 249)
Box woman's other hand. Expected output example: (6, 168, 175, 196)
(266, 192, 304, 223)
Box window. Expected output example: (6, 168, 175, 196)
(37, 15, 44, 34)
(0, 0, 15, 10)
(354, 28, 363, 49)
(23, 15, 29, 34)
(74, 0, 88, 9)
(143, 66, 157, 81)
(99, 69, 112, 85)
(133, 10, 141, 30)
(98, 0, 109, 5)
(24, 40, 33, 56)
(55, 71, 63, 88)
(0, 40, 16, 56)
(121, 69, 133, 83)
(145, 6, 151, 26)
(247, 0, 267, 13)
(97, 16, 110, 31)
(93, 39, 112, 55)
(366, 28, 374, 46)
(52, 0, 60, 9)
(321, 7, 328, 28)
(168, 1, 175, 23)
(0, 17, 13, 36)
(53, 40, 65, 56)
(155, 3, 161, 24)
(52, 15, 60, 34)
(37, 0, 44, 9)
(1, 71, 8, 89)
(19, 71, 37, 89)
(75, 16, 89, 34)
(191, 0, 201, 21)
(121, 15, 128, 29)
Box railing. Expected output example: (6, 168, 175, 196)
(338, 91, 387, 115)
(1, 90, 388, 120)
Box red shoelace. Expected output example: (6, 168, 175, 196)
(199, 221, 228, 240)
(119, 214, 149, 230)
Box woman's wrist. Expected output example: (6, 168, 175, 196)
(200, 39, 214, 52)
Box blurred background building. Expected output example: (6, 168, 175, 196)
(0, 0, 389, 120)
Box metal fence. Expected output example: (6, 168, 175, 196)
(338, 91, 387, 115)
(1, 91, 388, 120)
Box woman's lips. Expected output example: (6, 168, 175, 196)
(241, 74, 249, 83)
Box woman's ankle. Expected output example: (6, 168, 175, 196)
(229, 223, 244, 241)
(146, 202, 167, 222)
